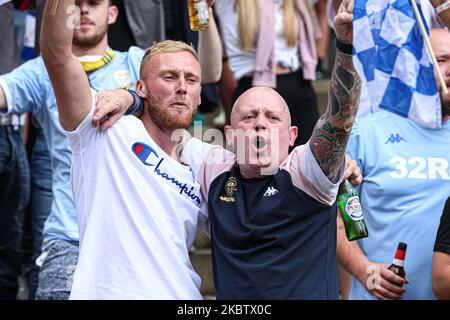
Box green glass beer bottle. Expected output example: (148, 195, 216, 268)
(337, 179, 368, 241)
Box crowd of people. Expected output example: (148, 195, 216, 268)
(0, 0, 449, 300)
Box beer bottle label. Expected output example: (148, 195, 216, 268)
(345, 196, 363, 221)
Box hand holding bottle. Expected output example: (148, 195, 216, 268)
(358, 261, 409, 300)
(337, 155, 367, 241)
(344, 154, 362, 186)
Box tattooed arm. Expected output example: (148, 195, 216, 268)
(430, 0, 450, 29)
(310, 0, 361, 183)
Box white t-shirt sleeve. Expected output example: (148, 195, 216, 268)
(280, 142, 345, 205)
(64, 89, 99, 154)
(182, 138, 218, 179)
(182, 138, 235, 201)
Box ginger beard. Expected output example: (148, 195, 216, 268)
(145, 91, 198, 132)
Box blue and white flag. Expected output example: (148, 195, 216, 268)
(353, 0, 441, 128)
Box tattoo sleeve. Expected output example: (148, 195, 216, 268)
(310, 51, 361, 183)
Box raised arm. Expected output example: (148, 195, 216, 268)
(198, 1, 222, 83)
(430, 0, 450, 28)
(40, 0, 92, 131)
(310, 0, 361, 183)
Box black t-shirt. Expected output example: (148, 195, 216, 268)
(434, 196, 450, 254)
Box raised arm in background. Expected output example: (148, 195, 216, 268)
(309, 0, 361, 183)
(198, 0, 222, 83)
(430, 0, 450, 28)
(40, 0, 92, 131)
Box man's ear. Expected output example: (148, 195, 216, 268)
(136, 80, 147, 99)
(288, 126, 298, 147)
(108, 5, 119, 25)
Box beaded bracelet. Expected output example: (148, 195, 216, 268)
(125, 89, 143, 116)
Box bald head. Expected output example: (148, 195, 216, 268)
(230, 87, 291, 126)
(224, 86, 298, 177)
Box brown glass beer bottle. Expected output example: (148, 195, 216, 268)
(388, 242, 407, 278)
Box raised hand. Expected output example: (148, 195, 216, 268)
(92, 89, 135, 130)
(334, 0, 354, 43)
(359, 262, 409, 300)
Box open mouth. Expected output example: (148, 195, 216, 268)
(253, 136, 267, 151)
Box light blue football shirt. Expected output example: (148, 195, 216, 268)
(0, 47, 144, 242)
(346, 110, 450, 300)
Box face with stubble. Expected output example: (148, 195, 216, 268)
(137, 51, 202, 132)
(72, 0, 117, 48)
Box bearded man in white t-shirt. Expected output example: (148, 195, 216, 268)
(40, 0, 212, 299)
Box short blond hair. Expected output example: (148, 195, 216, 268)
(140, 40, 199, 78)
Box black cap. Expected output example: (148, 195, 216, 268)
(398, 242, 407, 250)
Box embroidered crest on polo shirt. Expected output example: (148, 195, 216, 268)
(219, 177, 237, 203)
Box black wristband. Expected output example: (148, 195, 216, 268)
(336, 38, 353, 55)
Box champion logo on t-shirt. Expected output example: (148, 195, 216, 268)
(131, 142, 201, 205)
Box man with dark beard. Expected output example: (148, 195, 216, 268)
(336, 28, 450, 300)
(0, 0, 221, 299)
(39, 0, 220, 299)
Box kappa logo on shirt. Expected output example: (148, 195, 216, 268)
(263, 186, 278, 197)
(385, 133, 407, 144)
(131, 142, 201, 205)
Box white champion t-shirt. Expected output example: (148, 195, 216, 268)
(66, 97, 206, 299)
